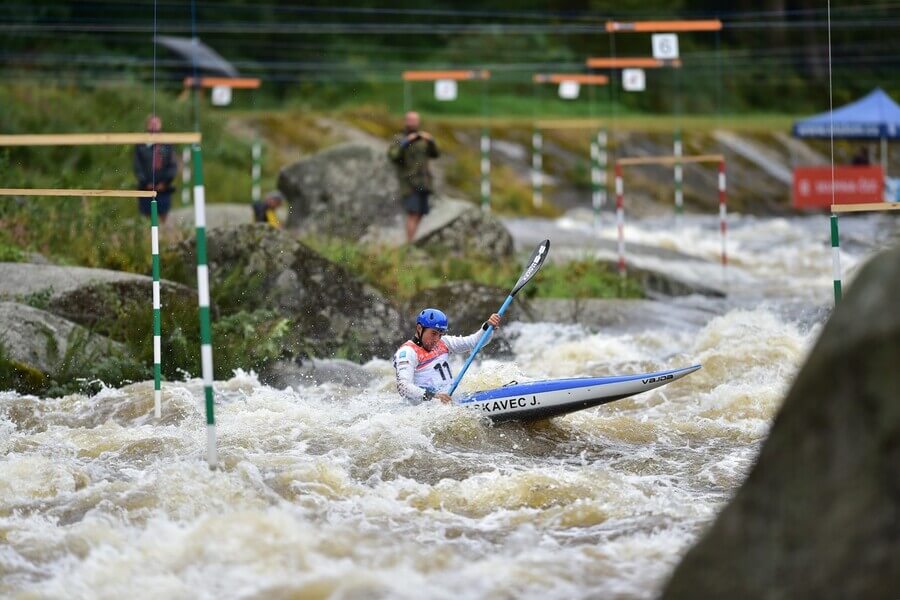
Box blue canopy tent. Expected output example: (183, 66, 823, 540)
(793, 88, 900, 175)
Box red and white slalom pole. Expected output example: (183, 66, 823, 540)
(718, 160, 728, 270)
(615, 162, 626, 278)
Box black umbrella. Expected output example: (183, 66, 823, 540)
(155, 35, 239, 78)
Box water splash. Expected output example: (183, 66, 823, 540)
(7, 211, 890, 598)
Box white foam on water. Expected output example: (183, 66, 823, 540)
(4, 211, 894, 598)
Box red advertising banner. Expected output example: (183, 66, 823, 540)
(792, 166, 884, 209)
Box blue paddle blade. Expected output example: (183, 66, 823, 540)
(512, 239, 550, 296)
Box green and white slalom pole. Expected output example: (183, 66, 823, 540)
(674, 129, 683, 226)
(251, 138, 262, 204)
(191, 144, 217, 469)
(181, 147, 191, 205)
(615, 162, 626, 278)
(592, 128, 608, 231)
(718, 160, 728, 273)
(532, 129, 543, 208)
(830, 213, 842, 305)
(150, 198, 162, 419)
(590, 140, 600, 227)
(480, 128, 491, 211)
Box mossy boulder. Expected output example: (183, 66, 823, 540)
(47, 279, 197, 333)
(0, 302, 138, 395)
(0, 262, 196, 332)
(0, 262, 151, 301)
(661, 245, 900, 599)
(174, 224, 406, 361)
(0, 263, 199, 383)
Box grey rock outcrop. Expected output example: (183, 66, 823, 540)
(413, 200, 514, 258)
(0, 262, 196, 331)
(409, 281, 527, 328)
(0, 302, 124, 377)
(48, 279, 196, 331)
(277, 143, 514, 259)
(527, 298, 721, 331)
(0, 262, 147, 300)
(279, 143, 401, 237)
(661, 245, 900, 600)
(174, 224, 406, 361)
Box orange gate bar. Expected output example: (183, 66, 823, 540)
(402, 70, 491, 81)
(183, 77, 262, 89)
(533, 74, 609, 85)
(606, 20, 723, 32)
(586, 57, 682, 69)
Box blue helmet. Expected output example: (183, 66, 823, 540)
(416, 308, 448, 333)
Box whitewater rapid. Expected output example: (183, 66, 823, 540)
(1, 212, 895, 598)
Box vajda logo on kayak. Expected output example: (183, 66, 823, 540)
(641, 374, 674, 384)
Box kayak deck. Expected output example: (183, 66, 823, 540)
(457, 365, 701, 423)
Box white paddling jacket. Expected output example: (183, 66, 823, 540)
(393, 326, 494, 403)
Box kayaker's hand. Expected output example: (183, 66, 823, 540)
(436, 392, 452, 404)
(487, 313, 502, 329)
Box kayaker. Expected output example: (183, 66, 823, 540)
(393, 308, 501, 404)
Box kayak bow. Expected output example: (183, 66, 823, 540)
(457, 364, 701, 422)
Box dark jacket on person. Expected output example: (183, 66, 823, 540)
(252, 200, 281, 228)
(134, 143, 178, 191)
(388, 131, 439, 197)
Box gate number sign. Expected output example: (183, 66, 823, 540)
(622, 69, 646, 92)
(434, 79, 458, 101)
(652, 34, 679, 60)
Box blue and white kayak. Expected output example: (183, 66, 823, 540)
(457, 364, 701, 423)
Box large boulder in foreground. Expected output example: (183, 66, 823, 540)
(277, 143, 514, 259)
(661, 245, 900, 599)
(174, 224, 405, 361)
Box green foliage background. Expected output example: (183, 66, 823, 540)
(3, 1, 897, 115)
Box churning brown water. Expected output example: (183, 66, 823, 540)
(1, 213, 895, 599)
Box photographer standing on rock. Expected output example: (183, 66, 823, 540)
(388, 111, 439, 242)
